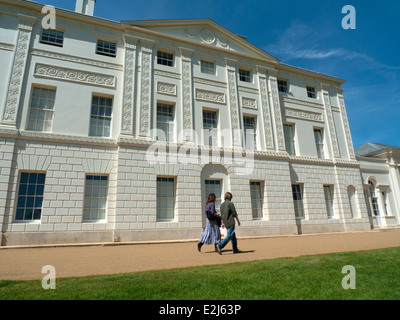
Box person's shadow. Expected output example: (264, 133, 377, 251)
(204, 249, 255, 254)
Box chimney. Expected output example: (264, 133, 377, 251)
(75, 0, 96, 16)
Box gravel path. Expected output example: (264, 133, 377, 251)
(1, 229, 399, 280)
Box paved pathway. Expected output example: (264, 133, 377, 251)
(1, 228, 400, 280)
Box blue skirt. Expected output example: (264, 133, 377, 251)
(199, 219, 221, 244)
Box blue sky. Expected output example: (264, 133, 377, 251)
(42, 0, 400, 148)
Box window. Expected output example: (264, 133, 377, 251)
(382, 192, 389, 215)
(89, 96, 113, 137)
(347, 186, 357, 218)
(239, 68, 251, 83)
(96, 39, 117, 57)
(15, 172, 45, 221)
(250, 181, 263, 219)
(203, 110, 218, 147)
(157, 50, 174, 67)
(27, 87, 56, 132)
(156, 103, 174, 142)
(157, 177, 175, 220)
(243, 116, 257, 150)
(83, 175, 108, 221)
(368, 181, 380, 216)
(306, 85, 316, 99)
(278, 79, 288, 93)
(292, 184, 304, 219)
(324, 185, 334, 218)
(313, 128, 325, 158)
(40, 28, 64, 47)
(205, 180, 222, 213)
(201, 60, 215, 75)
(283, 124, 296, 155)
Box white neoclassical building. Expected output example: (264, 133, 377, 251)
(0, 0, 399, 246)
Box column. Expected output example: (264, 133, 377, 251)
(387, 159, 400, 223)
(321, 84, 340, 159)
(1, 14, 36, 126)
(179, 47, 194, 142)
(137, 39, 155, 138)
(256, 66, 274, 151)
(120, 34, 137, 135)
(267, 69, 286, 152)
(225, 58, 242, 148)
(336, 87, 356, 160)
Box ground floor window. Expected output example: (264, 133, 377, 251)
(83, 175, 108, 221)
(292, 184, 304, 219)
(157, 177, 175, 221)
(250, 181, 263, 219)
(15, 172, 46, 221)
(323, 185, 334, 218)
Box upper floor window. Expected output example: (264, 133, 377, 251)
(96, 39, 117, 57)
(243, 116, 257, 150)
(40, 28, 64, 47)
(313, 128, 325, 158)
(283, 124, 296, 156)
(27, 87, 56, 132)
(203, 110, 218, 147)
(157, 50, 174, 67)
(201, 60, 215, 75)
(89, 96, 113, 137)
(156, 102, 175, 142)
(278, 79, 288, 93)
(239, 68, 251, 83)
(306, 85, 317, 99)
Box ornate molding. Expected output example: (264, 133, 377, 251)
(138, 43, 153, 137)
(121, 40, 137, 134)
(238, 86, 259, 95)
(258, 74, 274, 150)
(338, 95, 356, 159)
(157, 81, 176, 96)
(241, 97, 257, 109)
(283, 107, 323, 122)
(31, 49, 123, 71)
(269, 76, 286, 152)
(180, 49, 194, 141)
(195, 88, 225, 104)
(193, 77, 227, 88)
(34, 63, 116, 88)
(186, 28, 229, 48)
(322, 91, 340, 158)
(226, 64, 241, 147)
(281, 96, 324, 109)
(0, 42, 15, 51)
(154, 69, 181, 80)
(1, 16, 35, 124)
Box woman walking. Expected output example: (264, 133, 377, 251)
(198, 193, 221, 252)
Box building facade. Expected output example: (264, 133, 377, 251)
(0, 0, 398, 246)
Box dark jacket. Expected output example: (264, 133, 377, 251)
(219, 200, 237, 229)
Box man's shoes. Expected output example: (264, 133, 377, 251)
(233, 249, 242, 254)
(216, 245, 222, 255)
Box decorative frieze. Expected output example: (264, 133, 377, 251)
(268, 71, 286, 152)
(225, 58, 241, 147)
(337, 94, 356, 159)
(34, 63, 116, 88)
(284, 107, 323, 122)
(257, 69, 274, 150)
(322, 90, 340, 158)
(121, 36, 137, 134)
(157, 82, 176, 96)
(281, 96, 324, 110)
(180, 48, 194, 141)
(193, 77, 227, 88)
(138, 41, 154, 137)
(1, 15, 36, 125)
(31, 49, 123, 71)
(195, 88, 225, 104)
(241, 97, 257, 109)
(238, 86, 259, 95)
(154, 69, 181, 80)
(0, 42, 15, 51)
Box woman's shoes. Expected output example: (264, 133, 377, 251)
(197, 242, 203, 252)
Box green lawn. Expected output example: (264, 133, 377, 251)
(1, 247, 399, 300)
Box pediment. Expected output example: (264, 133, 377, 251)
(123, 19, 279, 63)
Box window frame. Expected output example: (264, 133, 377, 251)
(202, 109, 219, 147)
(306, 85, 317, 99)
(156, 102, 175, 142)
(27, 86, 56, 133)
(40, 28, 64, 47)
(157, 50, 174, 67)
(156, 177, 176, 221)
(283, 123, 296, 156)
(292, 184, 305, 219)
(250, 181, 264, 220)
(96, 39, 117, 57)
(277, 79, 289, 93)
(239, 68, 252, 83)
(15, 171, 46, 222)
(243, 115, 257, 151)
(89, 94, 113, 138)
(83, 174, 108, 222)
(200, 60, 216, 75)
(323, 185, 334, 218)
(313, 128, 325, 159)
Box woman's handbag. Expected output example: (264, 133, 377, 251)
(207, 210, 222, 227)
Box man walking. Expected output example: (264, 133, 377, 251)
(217, 192, 241, 254)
